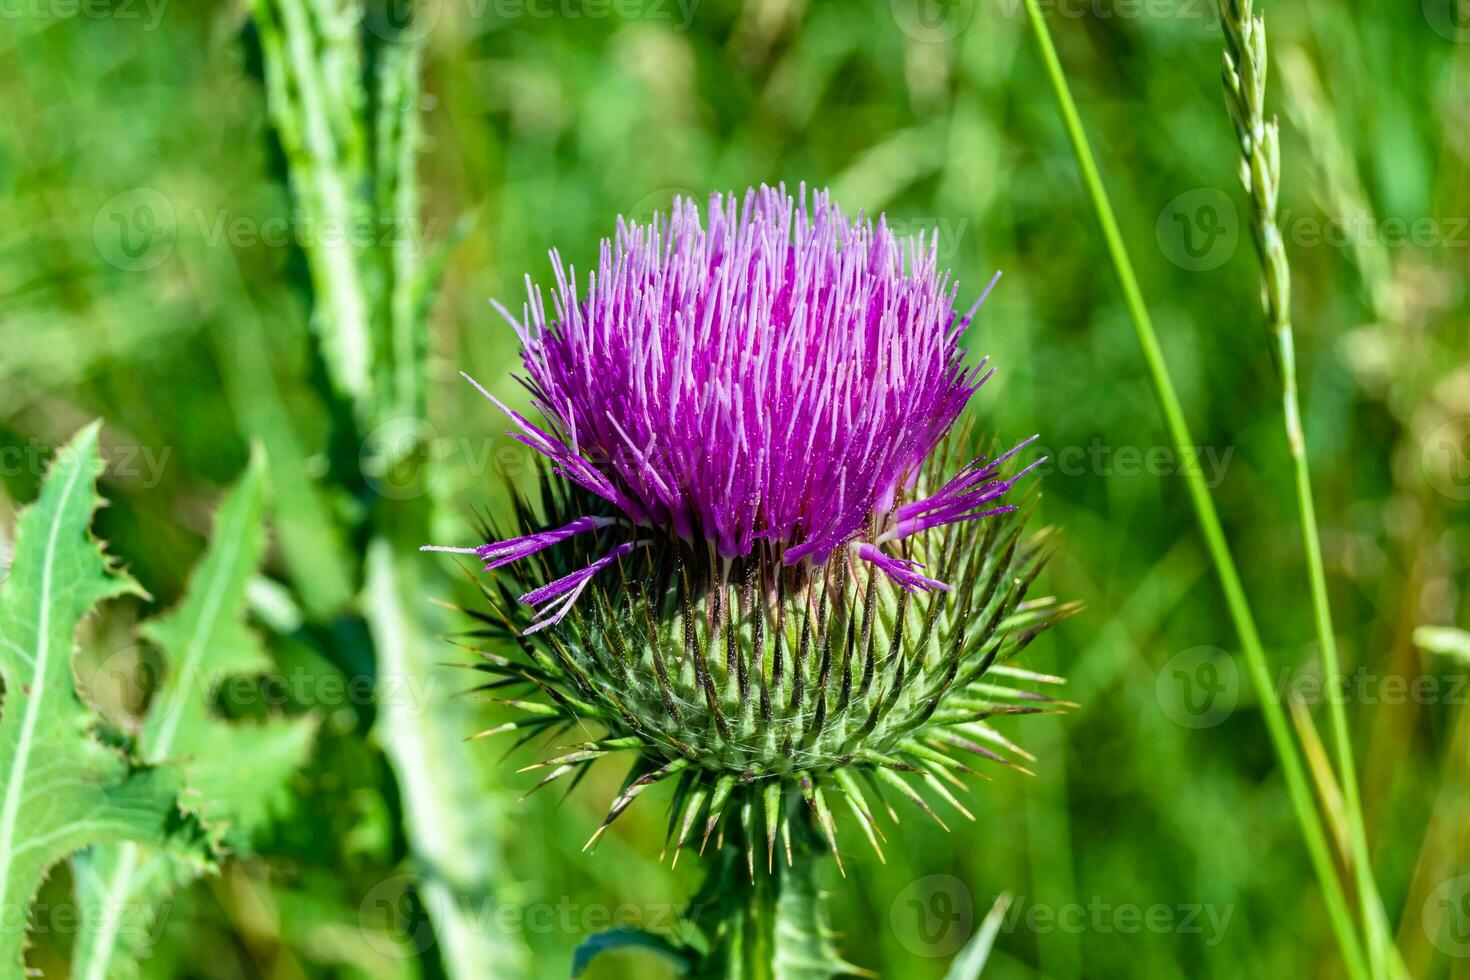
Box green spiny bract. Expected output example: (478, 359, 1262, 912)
(458, 448, 1075, 874)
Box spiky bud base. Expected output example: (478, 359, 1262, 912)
(460, 441, 1075, 877)
(683, 799, 856, 979)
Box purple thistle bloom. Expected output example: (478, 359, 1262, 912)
(428, 184, 1035, 633)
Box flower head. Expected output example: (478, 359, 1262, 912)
(434, 185, 1035, 631)
(431, 185, 1073, 870)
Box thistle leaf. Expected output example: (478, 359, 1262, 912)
(136, 447, 317, 840)
(70, 447, 318, 980)
(768, 810, 861, 980)
(0, 424, 179, 971)
(685, 805, 857, 980)
(571, 926, 695, 978)
(69, 838, 205, 980)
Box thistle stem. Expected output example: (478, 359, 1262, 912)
(687, 798, 848, 980)
(1017, 3, 1368, 977)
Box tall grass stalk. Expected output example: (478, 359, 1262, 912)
(1215, 3, 1396, 975)
(1017, 2, 1369, 976)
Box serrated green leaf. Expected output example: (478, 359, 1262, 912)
(768, 846, 853, 980)
(571, 926, 694, 978)
(70, 837, 204, 980)
(71, 448, 318, 980)
(133, 446, 316, 842)
(0, 423, 180, 972)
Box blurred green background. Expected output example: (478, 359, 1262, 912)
(2, 0, 1468, 976)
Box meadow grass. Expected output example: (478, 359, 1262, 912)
(0, 1, 1465, 977)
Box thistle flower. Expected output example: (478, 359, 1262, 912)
(429, 184, 1072, 970)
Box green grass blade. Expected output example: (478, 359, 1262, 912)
(1213, 3, 1393, 973)
(944, 892, 1013, 980)
(1016, 4, 1369, 977)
